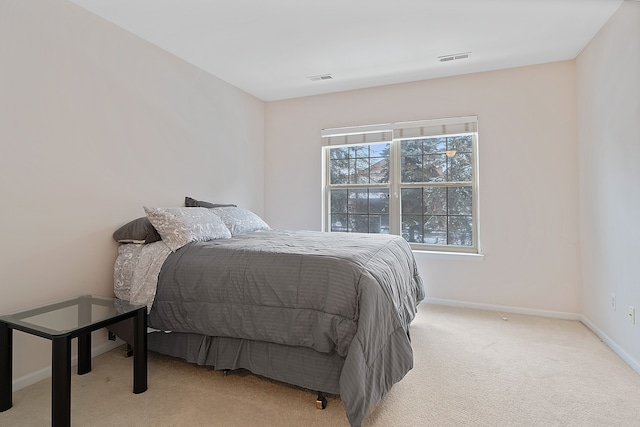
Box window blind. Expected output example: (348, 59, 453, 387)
(321, 124, 392, 146)
(393, 116, 478, 139)
(322, 116, 477, 146)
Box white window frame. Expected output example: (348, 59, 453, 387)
(322, 116, 480, 254)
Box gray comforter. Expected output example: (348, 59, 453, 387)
(148, 230, 424, 427)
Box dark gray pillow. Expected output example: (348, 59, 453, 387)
(113, 217, 162, 244)
(185, 196, 236, 208)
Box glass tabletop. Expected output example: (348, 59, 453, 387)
(0, 295, 145, 338)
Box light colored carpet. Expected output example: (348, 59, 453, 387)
(2, 304, 640, 426)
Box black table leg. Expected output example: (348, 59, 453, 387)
(0, 323, 12, 412)
(51, 336, 71, 427)
(77, 333, 91, 375)
(132, 307, 147, 394)
(77, 299, 92, 375)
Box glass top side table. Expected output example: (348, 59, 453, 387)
(0, 295, 147, 426)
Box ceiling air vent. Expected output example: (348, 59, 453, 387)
(308, 74, 333, 81)
(438, 52, 471, 63)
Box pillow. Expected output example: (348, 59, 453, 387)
(113, 217, 162, 244)
(211, 206, 270, 236)
(185, 196, 236, 209)
(143, 206, 231, 251)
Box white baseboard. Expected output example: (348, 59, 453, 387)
(13, 305, 640, 392)
(423, 297, 582, 320)
(580, 315, 640, 376)
(422, 298, 640, 376)
(11, 339, 124, 392)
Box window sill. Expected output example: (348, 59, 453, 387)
(412, 250, 484, 261)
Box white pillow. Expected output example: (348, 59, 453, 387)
(143, 206, 231, 251)
(211, 206, 270, 236)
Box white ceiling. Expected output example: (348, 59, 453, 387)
(69, 0, 623, 101)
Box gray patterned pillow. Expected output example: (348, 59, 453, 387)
(211, 206, 270, 236)
(143, 206, 231, 251)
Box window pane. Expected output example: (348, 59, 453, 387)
(331, 188, 390, 234)
(400, 186, 472, 246)
(330, 214, 348, 232)
(369, 215, 389, 234)
(371, 143, 390, 183)
(423, 187, 447, 215)
(347, 159, 358, 184)
(369, 189, 389, 214)
(423, 216, 448, 245)
(401, 156, 423, 182)
(354, 158, 370, 184)
(348, 189, 368, 214)
(448, 186, 472, 215)
(401, 188, 422, 215)
(424, 137, 446, 154)
(399, 136, 474, 184)
(330, 159, 349, 184)
(424, 154, 446, 182)
(370, 158, 388, 183)
(329, 143, 390, 185)
(400, 140, 423, 156)
(447, 152, 472, 182)
(448, 216, 473, 246)
(401, 140, 424, 183)
(401, 215, 423, 243)
(448, 135, 472, 153)
(330, 189, 348, 213)
(351, 145, 368, 158)
(369, 143, 388, 157)
(348, 215, 369, 233)
(330, 147, 349, 160)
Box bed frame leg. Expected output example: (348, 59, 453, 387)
(316, 392, 327, 409)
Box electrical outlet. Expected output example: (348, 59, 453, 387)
(611, 293, 616, 311)
(629, 306, 636, 325)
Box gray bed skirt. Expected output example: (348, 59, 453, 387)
(147, 330, 344, 395)
(109, 317, 343, 395)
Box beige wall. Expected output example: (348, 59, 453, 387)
(0, 0, 264, 383)
(265, 61, 581, 316)
(576, 1, 640, 371)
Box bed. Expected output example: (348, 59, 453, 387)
(111, 200, 425, 427)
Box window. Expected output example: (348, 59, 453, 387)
(322, 116, 479, 253)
